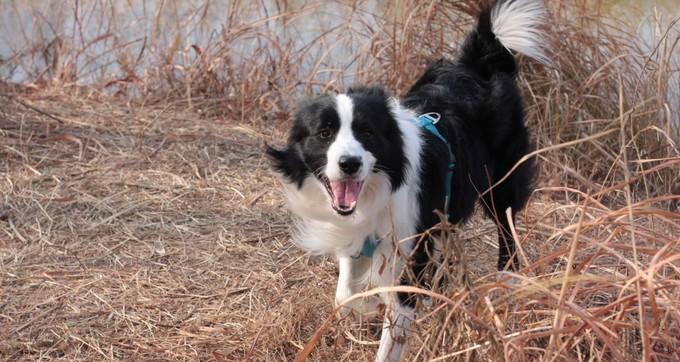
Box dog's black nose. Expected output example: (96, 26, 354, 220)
(338, 156, 362, 175)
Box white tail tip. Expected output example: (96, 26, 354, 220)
(491, 0, 550, 65)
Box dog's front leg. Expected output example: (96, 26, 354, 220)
(374, 259, 413, 362)
(335, 256, 355, 317)
(375, 293, 413, 362)
(336, 255, 379, 316)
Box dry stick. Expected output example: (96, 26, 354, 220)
(536, 186, 610, 211)
(644, 244, 680, 336)
(343, 330, 379, 346)
(617, 73, 650, 362)
(501, 273, 627, 361)
(505, 207, 529, 268)
(410, 332, 431, 361)
(426, 326, 555, 362)
(483, 295, 504, 338)
(478, 128, 618, 199)
(546, 196, 589, 361)
(428, 290, 471, 357)
(592, 158, 680, 198)
(3, 94, 66, 124)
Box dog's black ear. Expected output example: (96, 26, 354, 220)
(265, 143, 307, 188)
(265, 143, 289, 173)
(347, 85, 389, 98)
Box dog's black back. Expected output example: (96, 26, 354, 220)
(398, 6, 536, 291)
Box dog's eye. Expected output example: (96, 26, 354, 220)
(318, 128, 332, 139)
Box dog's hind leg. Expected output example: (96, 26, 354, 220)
(492, 205, 520, 271)
(481, 180, 522, 271)
(481, 159, 533, 271)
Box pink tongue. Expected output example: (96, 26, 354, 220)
(329, 180, 362, 208)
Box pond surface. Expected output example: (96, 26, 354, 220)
(0, 0, 677, 92)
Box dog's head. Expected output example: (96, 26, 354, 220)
(267, 86, 406, 218)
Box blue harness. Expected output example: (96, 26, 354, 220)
(355, 112, 456, 258)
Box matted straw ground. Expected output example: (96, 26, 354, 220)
(0, 90, 506, 361)
(2, 88, 678, 361)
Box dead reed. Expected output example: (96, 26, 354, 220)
(0, 0, 678, 361)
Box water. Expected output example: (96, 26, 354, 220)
(597, 1, 680, 120)
(0, 0, 677, 102)
(0, 1, 374, 85)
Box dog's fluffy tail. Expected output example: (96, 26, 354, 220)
(459, 0, 548, 77)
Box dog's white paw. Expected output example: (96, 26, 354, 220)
(497, 271, 521, 287)
(336, 296, 381, 318)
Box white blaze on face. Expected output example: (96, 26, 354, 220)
(324, 94, 376, 213)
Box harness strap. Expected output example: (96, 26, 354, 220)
(417, 113, 456, 219)
(356, 235, 379, 258)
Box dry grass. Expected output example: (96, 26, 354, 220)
(1, 0, 679, 361)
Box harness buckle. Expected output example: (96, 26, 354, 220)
(421, 112, 441, 124)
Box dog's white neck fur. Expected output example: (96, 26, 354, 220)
(279, 96, 423, 257)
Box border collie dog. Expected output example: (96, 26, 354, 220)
(268, 1, 545, 360)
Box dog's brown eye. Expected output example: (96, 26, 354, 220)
(319, 128, 331, 139)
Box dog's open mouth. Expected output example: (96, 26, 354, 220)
(323, 178, 364, 216)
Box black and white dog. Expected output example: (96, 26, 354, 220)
(267, 0, 544, 360)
